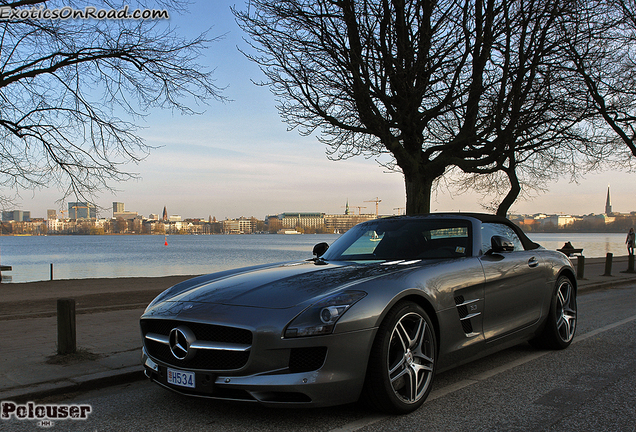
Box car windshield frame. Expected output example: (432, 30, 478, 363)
(321, 218, 472, 262)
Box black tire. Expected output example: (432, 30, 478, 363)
(362, 301, 436, 414)
(530, 276, 577, 350)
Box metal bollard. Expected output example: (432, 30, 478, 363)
(57, 298, 76, 355)
(577, 255, 585, 280)
(628, 254, 635, 274)
(603, 253, 613, 276)
(50, 263, 54, 281)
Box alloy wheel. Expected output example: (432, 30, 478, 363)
(555, 279, 577, 343)
(387, 311, 435, 404)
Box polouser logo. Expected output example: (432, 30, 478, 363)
(1, 401, 91, 428)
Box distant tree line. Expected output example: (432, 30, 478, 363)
(520, 216, 636, 233)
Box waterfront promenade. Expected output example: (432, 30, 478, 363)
(0, 256, 635, 403)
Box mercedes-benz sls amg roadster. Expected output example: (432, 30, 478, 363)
(140, 213, 577, 414)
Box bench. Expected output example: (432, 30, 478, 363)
(557, 248, 583, 257)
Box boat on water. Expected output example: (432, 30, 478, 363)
(277, 229, 302, 235)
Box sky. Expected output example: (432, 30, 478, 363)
(13, 1, 636, 220)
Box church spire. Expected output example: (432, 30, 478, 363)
(605, 186, 612, 215)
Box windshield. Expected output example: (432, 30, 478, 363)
(321, 218, 471, 261)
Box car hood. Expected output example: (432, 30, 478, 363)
(152, 260, 403, 309)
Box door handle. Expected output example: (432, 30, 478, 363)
(528, 257, 539, 268)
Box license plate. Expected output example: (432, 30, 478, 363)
(167, 368, 195, 388)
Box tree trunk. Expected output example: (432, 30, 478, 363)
(404, 172, 436, 215)
(497, 167, 521, 217)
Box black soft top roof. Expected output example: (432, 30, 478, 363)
(374, 213, 541, 251)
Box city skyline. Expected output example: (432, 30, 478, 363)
(11, 182, 636, 222)
(4, 1, 635, 221)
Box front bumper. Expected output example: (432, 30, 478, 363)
(142, 328, 377, 408)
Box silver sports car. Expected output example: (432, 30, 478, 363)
(140, 213, 577, 414)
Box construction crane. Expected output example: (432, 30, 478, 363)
(364, 197, 382, 217)
(71, 204, 89, 219)
(64, 203, 95, 219)
(352, 206, 367, 215)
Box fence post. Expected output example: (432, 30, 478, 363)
(57, 298, 76, 355)
(577, 256, 585, 280)
(50, 263, 54, 281)
(603, 253, 613, 276)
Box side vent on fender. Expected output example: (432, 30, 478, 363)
(454, 295, 481, 337)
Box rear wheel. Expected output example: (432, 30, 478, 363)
(530, 276, 577, 350)
(363, 301, 436, 414)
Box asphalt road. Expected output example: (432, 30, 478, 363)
(3, 284, 636, 432)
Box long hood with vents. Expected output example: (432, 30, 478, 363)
(145, 260, 409, 310)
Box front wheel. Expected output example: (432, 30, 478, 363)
(530, 276, 577, 350)
(363, 301, 436, 414)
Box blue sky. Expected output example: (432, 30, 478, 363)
(17, 1, 636, 219)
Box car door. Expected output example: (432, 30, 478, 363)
(479, 222, 548, 340)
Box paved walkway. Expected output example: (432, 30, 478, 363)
(0, 256, 634, 403)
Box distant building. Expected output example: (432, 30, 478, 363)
(47, 209, 57, 221)
(162, 206, 168, 221)
(114, 211, 139, 220)
(112, 201, 138, 220)
(68, 202, 96, 219)
(223, 217, 255, 234)
(266, 211, 375, 233)
(276, 212, 326, 230)
(325, 213, 375, 233)
(47, 218, 67, 232)
(605, 186, 612, 215)
(2, 210, 30, 222)
(113, 202, 125, 215)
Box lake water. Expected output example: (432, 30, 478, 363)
(526, 232, 630, 259)
(0, 232, 630, 283)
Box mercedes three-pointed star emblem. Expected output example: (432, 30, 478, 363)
(168, 326, 196, 361)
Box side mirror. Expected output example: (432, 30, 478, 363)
(313, 242, 329, 257)
(491, 236, 514, 253)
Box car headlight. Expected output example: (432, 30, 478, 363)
(284, 291, 367, 338)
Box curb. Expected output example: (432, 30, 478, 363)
(0, 366, 145, 403)
(0, 303, 149, 321)
(578, 277, 636, 293)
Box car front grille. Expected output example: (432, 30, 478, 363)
(141, 318, 252, 371)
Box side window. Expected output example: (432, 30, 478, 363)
(481, 223, 524, 253)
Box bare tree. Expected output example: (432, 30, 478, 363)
(0, 0, 225, 204)
(561, 0, 636, 158)
(467, 0, 636, 216)
(236, 0, 620, 215)
(235, 0, 504, 214)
